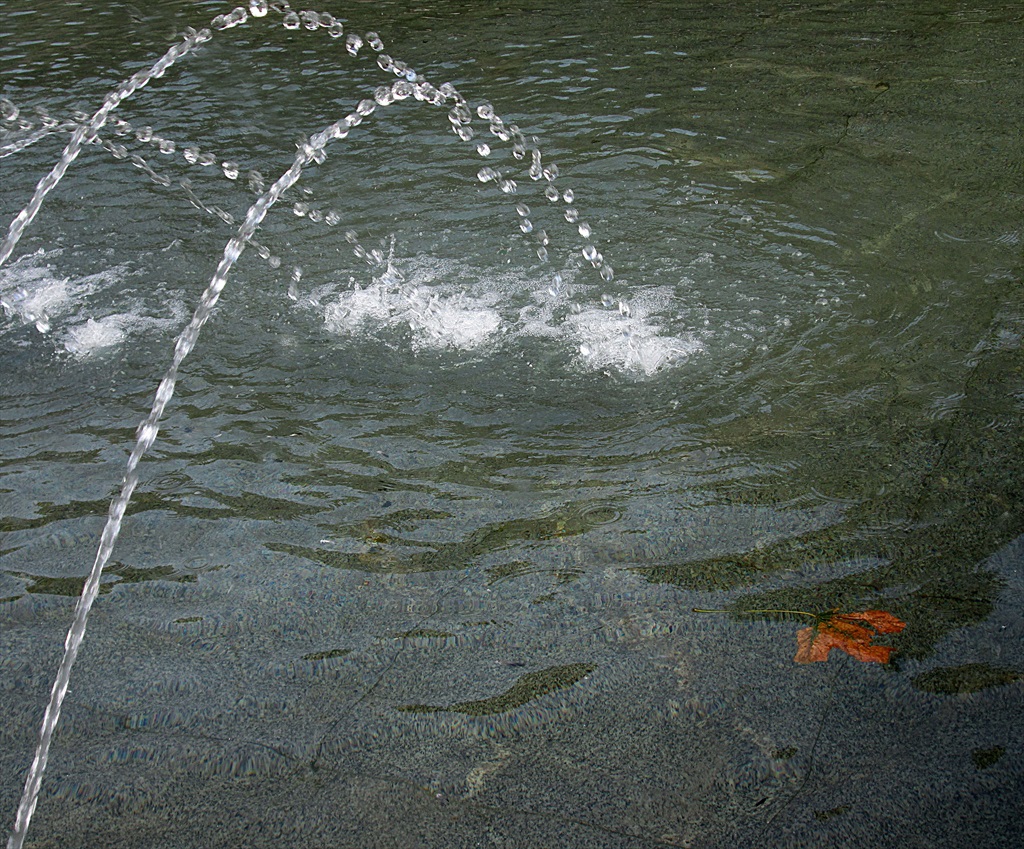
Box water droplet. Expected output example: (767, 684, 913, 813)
(158, 139, 175, 155)
(374, 85, 395, 106)
(600, 264, 614, 282)
(198, 152, 216, 167)
(537, 246, 549, 262)
(328, 21, 344, 38)
(346, 33, 363, 55)
(391, 80, 413, 99)
(564, 207, 579, 223)
(325, 211, 341, 226)
(357, 99, 376, 116)
(519, 219, 533, 233)
(578, 222, 591, 238)
(300, 10, 319, 30)
(308, 208, 323, 223)
(366, 32, 384, 51)
(499, 179, 518, 194)
(562, 189, 574, 203)
(136, 126, 153, 143)
(268, 256, 282, 269)
(249, 0, 268, 18)
(476, 143, 491, 157)
(183, 146, 199, 164)
(543, 164, 559, 181)
(35, 315, 51, 334)
(456, 125, 474, 141)
(618, 300, 631, 317)
(282, 11, 300, 29)
(601, 293, 615, 308)
(545, 185, 559, 202)
(247, 170, 265, 192)
(287, 281, 299, 301)
(346, 112, 363, 127)
(477, 167, 497, 183)
(222, 161, 240, 180)
(537, 230, 549, 246)
(293, 202, 309, 217)
(584, 245, 599, 262)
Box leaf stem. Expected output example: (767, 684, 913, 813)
(692, 607, 819, 619)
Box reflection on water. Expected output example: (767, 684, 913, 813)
(2, 1, 1023, 847)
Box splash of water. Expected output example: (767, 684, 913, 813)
(1, 3, 668, 845)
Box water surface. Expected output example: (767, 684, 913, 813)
(2, 2, 1022, 846)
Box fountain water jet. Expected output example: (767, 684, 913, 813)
(0, 3, 663, 846)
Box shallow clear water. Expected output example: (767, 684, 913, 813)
(1, 2, 1022, 846)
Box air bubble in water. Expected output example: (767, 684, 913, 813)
(476, 143, 491, 157)
(222, 161, 240, 179)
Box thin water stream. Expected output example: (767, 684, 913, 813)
(1, 2, 1022, 847)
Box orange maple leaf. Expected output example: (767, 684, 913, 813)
(795, 610, 906, 664)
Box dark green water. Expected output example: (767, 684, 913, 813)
(1, 2, 1022, 846)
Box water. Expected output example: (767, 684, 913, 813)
(2, 1, 1022, 847)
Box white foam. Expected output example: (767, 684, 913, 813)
(1, 249, 185, 357)
(62, 316, 128, 357)
(315, 254, 700, 375)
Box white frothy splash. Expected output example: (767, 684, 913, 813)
(0, 249, 185, 357)
(313, 254, 701, 375)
